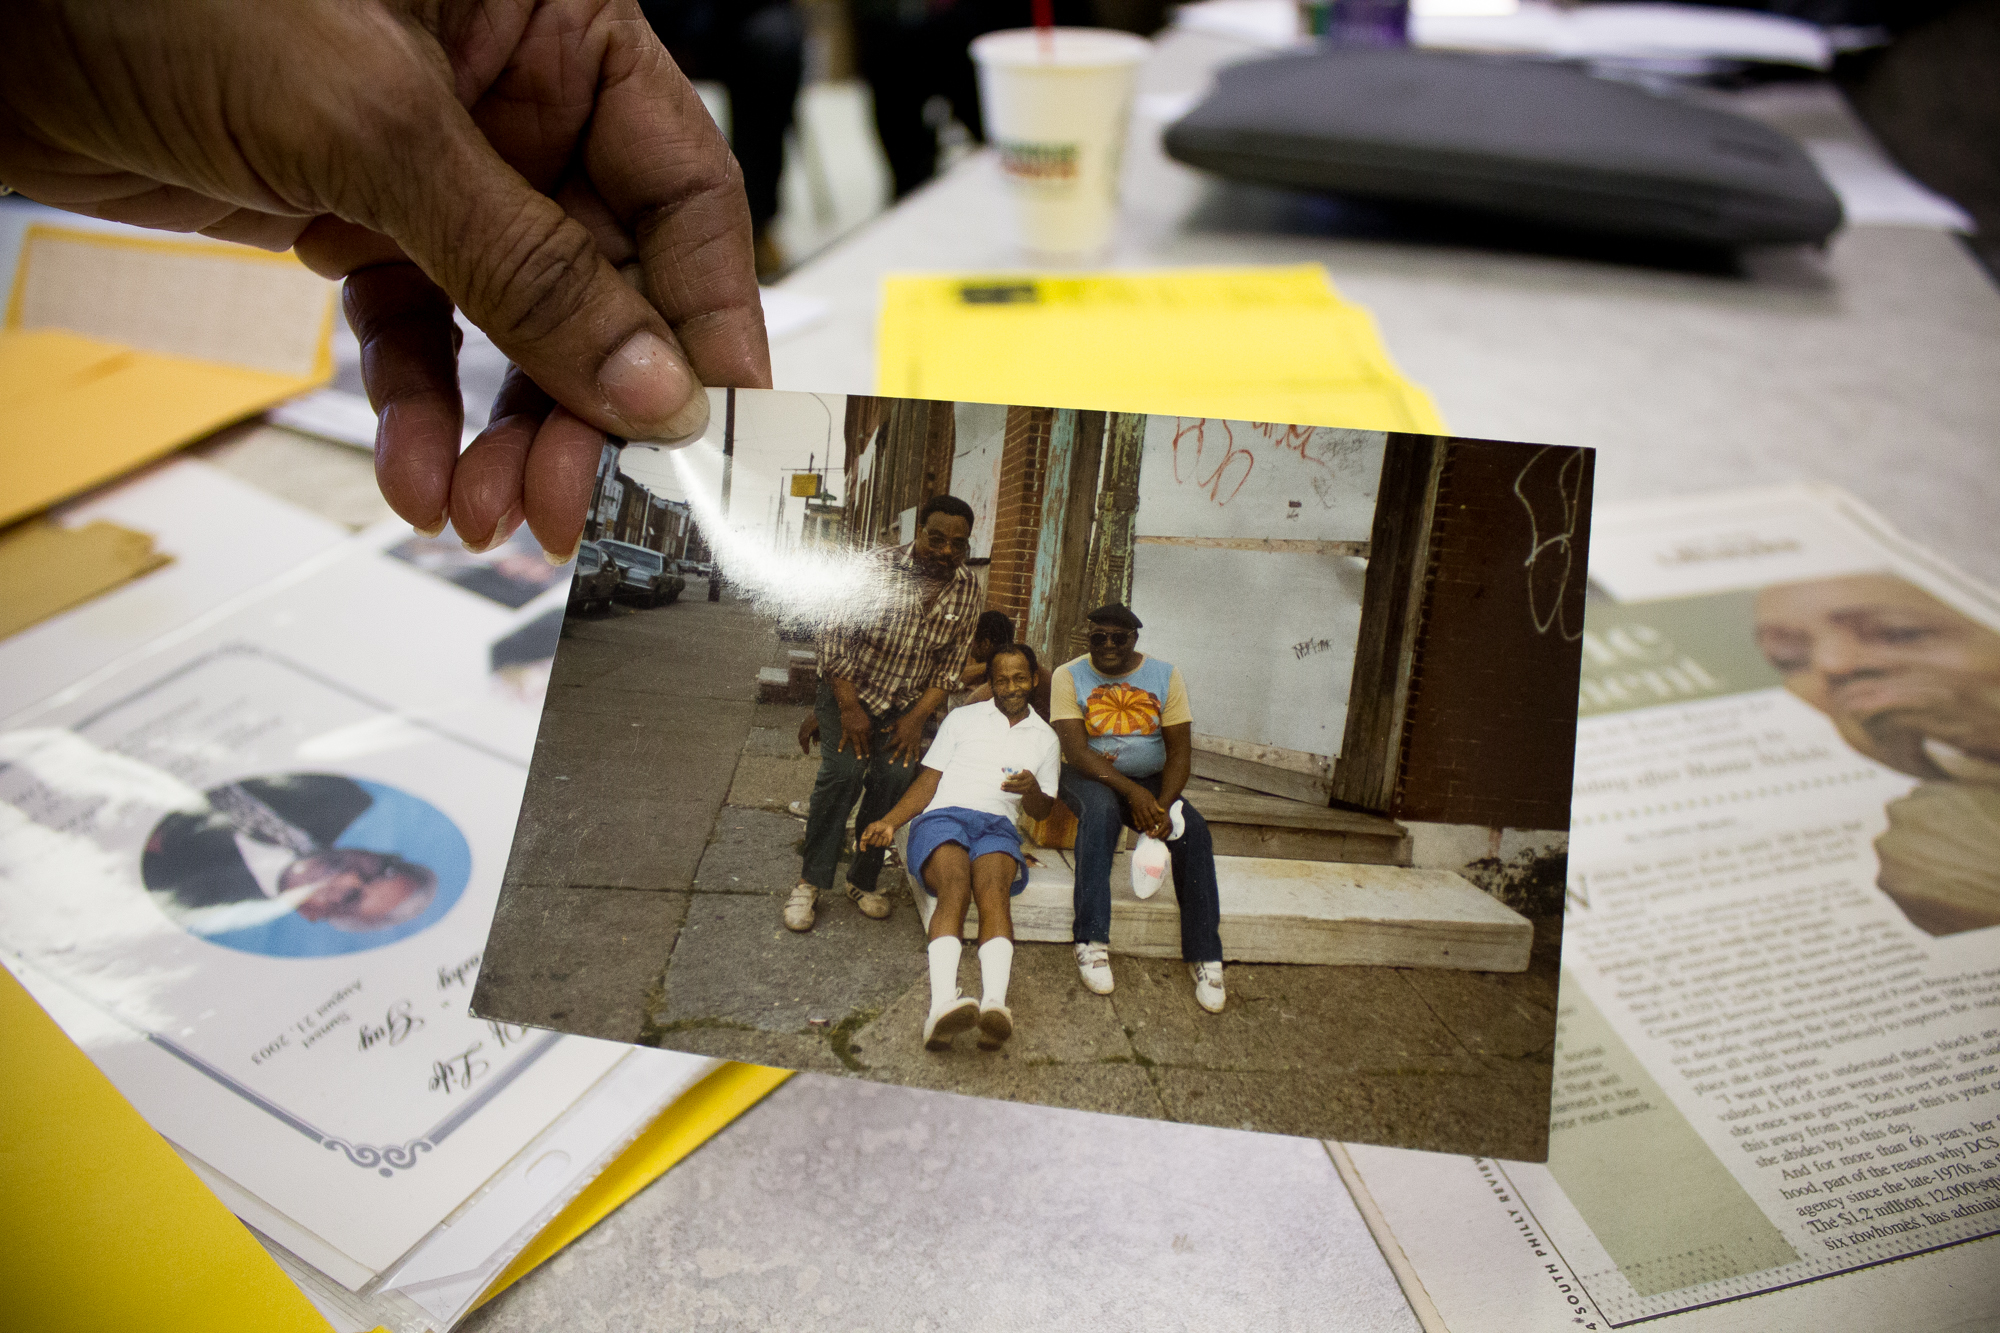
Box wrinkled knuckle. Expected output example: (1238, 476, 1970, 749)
(470, 210, 602, 347)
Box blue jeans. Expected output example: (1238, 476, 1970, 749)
(800, 679, 921, 893)
(1058, 768, 1223, 963)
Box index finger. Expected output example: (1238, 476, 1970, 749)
(585, 13, 771, 391)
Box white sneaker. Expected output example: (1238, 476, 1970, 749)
(783, 882, 817, 932)
(1190, 960, 1226, 1014)
(924, 996, 979, 1050)
(976, 1001, 1014, 1050)
(1075, 942, 1114, 995)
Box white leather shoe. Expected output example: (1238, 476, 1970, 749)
(977, 1001, 1014, 1049)
(783, 882, 818, 932)
(924, 996, 979, 1050)
(1190, 960, 1226, 1014)
(1075, 942, 1114, 995)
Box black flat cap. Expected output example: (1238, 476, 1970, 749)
(1085, 603, 1142, 630)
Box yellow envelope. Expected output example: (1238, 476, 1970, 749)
(0, 226, 338, 529)
(877, 265, 1446, 433)
(0, 965, 338, 1333)
(0, 961, 788, 1330)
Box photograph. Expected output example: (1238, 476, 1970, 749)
(472, 388, 1592, 1160)
(1581, 569, 2000, 940)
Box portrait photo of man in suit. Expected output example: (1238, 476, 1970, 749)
(142, 774, 440, 942)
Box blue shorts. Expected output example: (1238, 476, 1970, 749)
(906, 808, 1029, 897)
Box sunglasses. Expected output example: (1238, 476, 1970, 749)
(1087, 629, 1134, 648)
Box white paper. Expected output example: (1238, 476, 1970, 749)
(5, 458, 349, 715)
(1175, 0, 1831, 67)
(1804, 140, 1974, 233)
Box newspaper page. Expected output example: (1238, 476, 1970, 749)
(0, 487, 702, 1300)
(1342, 485, 2000, 1329)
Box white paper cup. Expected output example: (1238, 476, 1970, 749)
(971, 28, 1152, 258)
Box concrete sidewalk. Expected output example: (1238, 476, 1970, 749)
(474, 589, 782, 1042)
(640, 638, 1560, 1158)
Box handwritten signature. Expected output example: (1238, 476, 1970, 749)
(357, 999, 423, 1053)
(428, 1043, 491, 1095)
(437, 952, 481, 992)
(487, 1021, 532, 1049)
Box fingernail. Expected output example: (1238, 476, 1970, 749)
(648, 387, 710, 447)
(599, 330, 696, 436)
(542, 539, 580, 567)
(413, 518, 447, 539)
(461, 506, 523, 555)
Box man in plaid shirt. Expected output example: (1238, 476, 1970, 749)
(788, 494, 983, 931)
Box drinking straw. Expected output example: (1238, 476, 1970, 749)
(1033, 0, 1053, 56)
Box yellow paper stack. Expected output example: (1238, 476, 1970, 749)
(876, 264, 1446, 433)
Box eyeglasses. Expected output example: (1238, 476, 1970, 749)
(1087, 629, 1133, 648)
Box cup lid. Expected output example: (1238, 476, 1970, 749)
(970, 27, 1152, 69)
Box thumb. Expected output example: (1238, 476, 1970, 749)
(358, 101, 709, 445)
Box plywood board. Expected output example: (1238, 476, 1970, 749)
(949, 400, 1006, 559)
(1130, 543, 1365, 759)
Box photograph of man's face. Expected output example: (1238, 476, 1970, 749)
(1754, 574, 2000, 783)
(141, 773, 465, 957)
(1755, 573, 2000, 936)
(284, 847, 437, 930)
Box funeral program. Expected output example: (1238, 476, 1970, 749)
(475, 387, 1594, 1160)
(0, 469, 714, 1329)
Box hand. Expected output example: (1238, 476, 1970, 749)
(837, 705, 873, 758)
(0, 0, 770, 558)
(797, 714, 820, 755)
(889, 712, 928, 765)
(858, 820, 895, 850)
(1000, 769, 1041, 797)
(1126, 789, 1170, 840)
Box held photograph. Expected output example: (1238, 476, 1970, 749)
(472, 388, 1591, 1160)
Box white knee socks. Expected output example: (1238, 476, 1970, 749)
(927, 936, 962, 1015)
(978, 938, 1014, 1008)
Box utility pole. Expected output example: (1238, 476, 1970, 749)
(720, 387, 736, 515)
(711, 388, 735, 603)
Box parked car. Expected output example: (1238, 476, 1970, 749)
(673, 558, 713, 582)
(568, 541, 622, 613)
(596, 539, 686, 607)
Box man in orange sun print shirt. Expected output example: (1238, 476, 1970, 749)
(1050, 604, 1226, 1014)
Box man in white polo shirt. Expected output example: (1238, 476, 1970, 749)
(859, 644, 1060, 1051)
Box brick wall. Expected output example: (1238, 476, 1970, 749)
(985, 406, 1053, 628)
(1394, 440, 1593, 830)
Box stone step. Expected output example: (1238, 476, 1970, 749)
(1191, 791, 1410, 867)
(755, 664, 814, 705)
(903, 844, 1532, 974)
(786, 649, 817, 695)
